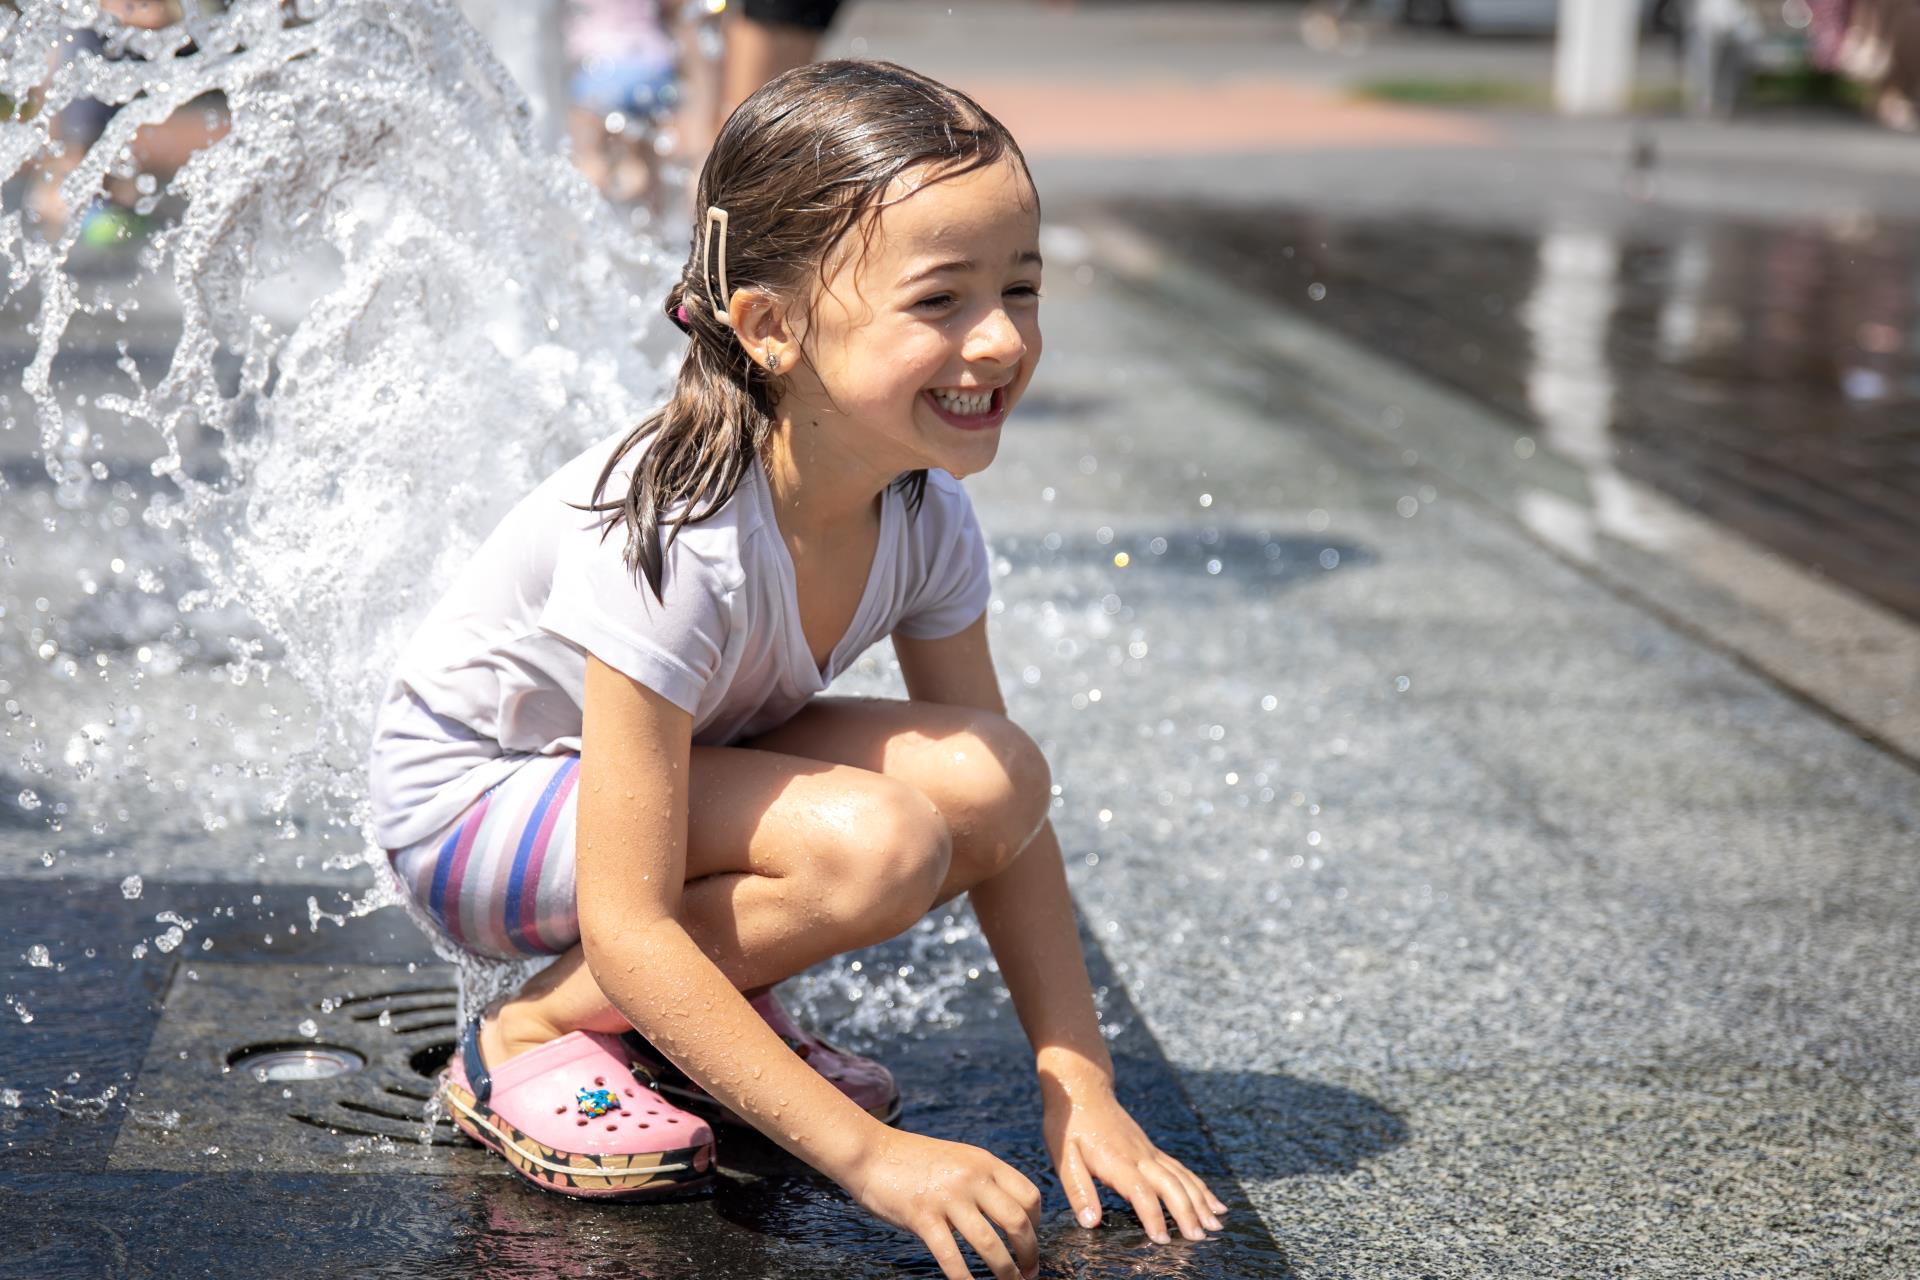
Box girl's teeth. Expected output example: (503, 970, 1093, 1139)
(933, 390, 991, 415)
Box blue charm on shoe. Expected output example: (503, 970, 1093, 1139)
(576, 1086, 619, 1117)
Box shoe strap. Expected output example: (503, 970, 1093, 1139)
(461, 1017, 493, 1107)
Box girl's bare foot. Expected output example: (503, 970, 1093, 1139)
(476, 997, 570, 1066)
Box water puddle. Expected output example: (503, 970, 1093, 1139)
(1111, 200, 1920, 621)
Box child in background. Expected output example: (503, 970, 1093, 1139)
(565, 0, 680, 204)
(369, 59, 1224, 1280)
(26, 0, 225, 242)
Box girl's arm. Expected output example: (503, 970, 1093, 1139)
(576, 655, 869, 1170)
(891, 617, 1111, 1089)
(577, 656, 1041, 1280)
(894, 617, 1228, 1244)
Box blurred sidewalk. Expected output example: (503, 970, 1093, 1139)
(827, 0, 1920, 224)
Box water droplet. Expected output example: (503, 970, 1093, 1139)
(297, 1018, 319, 1038)
(120, 874, 143, 900)
(16, 790, 40, 811)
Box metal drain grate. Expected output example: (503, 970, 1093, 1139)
(112, 963, 482, 1174)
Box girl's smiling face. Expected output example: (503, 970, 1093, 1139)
(768, 155, 1043, 481)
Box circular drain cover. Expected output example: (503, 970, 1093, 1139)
(228, 1043, 366, 1081)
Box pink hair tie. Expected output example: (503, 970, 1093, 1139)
(673, 302, 692, 332)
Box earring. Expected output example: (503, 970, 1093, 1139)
(766, 348, 781, 374)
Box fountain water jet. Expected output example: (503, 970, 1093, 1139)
(4, 0, 676, 1010)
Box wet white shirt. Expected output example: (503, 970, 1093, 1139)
(366, 428, 993, 850)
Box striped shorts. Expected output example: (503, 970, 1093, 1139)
(388, 754, 584, 960)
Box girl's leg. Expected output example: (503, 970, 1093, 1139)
(484, 698, 1050, 1061)
(736, 696, 1054, 906)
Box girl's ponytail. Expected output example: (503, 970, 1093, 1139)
(583, 273, 778, 600)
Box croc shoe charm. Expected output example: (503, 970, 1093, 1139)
(576, 1086, 619, 1118)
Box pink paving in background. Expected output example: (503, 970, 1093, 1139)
(952, 76, 1497, 155)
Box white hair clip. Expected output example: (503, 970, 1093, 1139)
(703, 205, 733, 330)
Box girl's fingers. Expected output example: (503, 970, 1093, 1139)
(952, 1207, 1024, 1280)
(1160, 1155, 1225, 1231)
(1140, 1159, 1207, 1241)
(1121, 1174, 1173, 1246)
(1059, 1140, 1102, 1229)
(921, 1224, 974, 1280)
(1169, 1154, 1228, 1216)
(978, 1186, 1040, 1278)
(991, 1168, 1046, 1240)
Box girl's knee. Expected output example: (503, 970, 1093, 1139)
(946, 711, 1051, 880)
(822, 777, 952, 939)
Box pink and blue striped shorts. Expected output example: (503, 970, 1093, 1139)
(388, 754, 584, 960)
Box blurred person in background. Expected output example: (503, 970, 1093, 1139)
(580, 0, 844, 214)
(1812, 0, 1920, 128)
(26, 0, 227, 242)
(567, 0, 682, 203)
(721, 1, 845, 121)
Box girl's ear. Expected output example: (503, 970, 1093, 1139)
(726, 287, 799, 376)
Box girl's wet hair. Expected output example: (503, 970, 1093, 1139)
(585, 58, 1038, 599)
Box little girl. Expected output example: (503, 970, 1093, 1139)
(367, 59, 1224, 1280)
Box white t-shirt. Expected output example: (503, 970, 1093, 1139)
(366, 428, 993, 850)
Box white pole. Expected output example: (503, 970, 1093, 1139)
(1555, 0, 1642, 116)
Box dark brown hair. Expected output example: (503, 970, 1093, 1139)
(585, 59, 1039, 599)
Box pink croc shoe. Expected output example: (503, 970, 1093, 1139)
(441, 1018, 716, 1199)
(620, 988, 901, 1126)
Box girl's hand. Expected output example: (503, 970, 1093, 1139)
(840, 1126, 1045, 1280)
(1041, 1072, 1228, 1245)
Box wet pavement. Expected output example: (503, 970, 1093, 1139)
(0, 879, 1295, 1278)
(1105, 200, 1920, 622)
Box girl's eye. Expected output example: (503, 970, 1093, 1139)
(914, 286, 1043, 311)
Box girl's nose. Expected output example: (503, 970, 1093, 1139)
(964, 307, 1025, 366)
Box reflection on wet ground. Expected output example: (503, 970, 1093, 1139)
(1109, 201, 1920, 620)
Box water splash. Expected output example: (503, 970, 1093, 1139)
(4, 1, 674, 1005)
